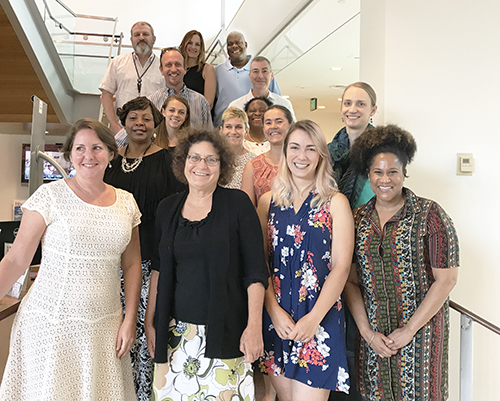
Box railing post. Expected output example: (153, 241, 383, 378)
(460, 314, 473, 401)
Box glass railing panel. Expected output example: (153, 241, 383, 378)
(34, 0, 76, 82)
(32, 0, 120, 94)
(260, 0, 360, 74)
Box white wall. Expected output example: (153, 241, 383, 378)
(361, 1, 500, 400)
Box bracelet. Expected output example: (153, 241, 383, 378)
(368, 331, 375, 346)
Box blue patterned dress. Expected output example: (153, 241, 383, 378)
(261, 191, 350, 392)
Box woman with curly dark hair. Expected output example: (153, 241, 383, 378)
(243, 96, 273, 155)
(145, 129, 269, 400)
(345, 125, 459, 401)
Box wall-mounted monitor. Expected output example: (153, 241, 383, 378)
(21, 144, 75, 185)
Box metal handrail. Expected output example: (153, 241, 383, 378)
(42, 0, 121, 42)
(450, 300, 500, 335)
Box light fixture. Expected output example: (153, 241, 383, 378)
(282, 95, 290, 99)
(318, 106, 326, 109)
(330, 67, 343, 71)
(337, 98, 342, 101)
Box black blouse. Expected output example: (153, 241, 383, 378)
(104, 149, 186, 261)
(172, 214, 211, 324)
(152, 186, 269, 361)
(183, 64, 205, 95)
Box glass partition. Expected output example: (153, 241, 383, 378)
(33, 0, 120, 94)
(260, 0, 360, 74)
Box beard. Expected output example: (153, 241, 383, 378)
(133, 40, 153, 56)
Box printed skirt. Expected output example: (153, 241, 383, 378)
(153, 321, 254, 401)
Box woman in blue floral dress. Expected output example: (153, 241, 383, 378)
(257, 120, 354, 401)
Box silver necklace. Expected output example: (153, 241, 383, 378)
(121, 143, 152, 173)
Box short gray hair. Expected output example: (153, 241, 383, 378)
(130, 21, 154, 36)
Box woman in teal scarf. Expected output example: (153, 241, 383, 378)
(327, 82, 377, 401)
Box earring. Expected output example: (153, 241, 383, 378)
(108, 162, 112, 168)
(370, 117, 374, 124)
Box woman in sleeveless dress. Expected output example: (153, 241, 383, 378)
(220, 106, 256, 189)
(257, 120, 353, 401)
(241, 105, 293, 206)
(180, 30, 216, 109)
(0, 119, 141, 400)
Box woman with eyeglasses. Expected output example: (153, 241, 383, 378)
(144, 129, 269, 400)
(345, 125, 459, 401)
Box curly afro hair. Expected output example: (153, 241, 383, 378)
(350, 124, 417, 176)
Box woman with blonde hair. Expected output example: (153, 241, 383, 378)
(180, 30, 216, 109)
(257, 120, 353, 401)
(155, 94, 191, 152)
(220, 106, 256, 189)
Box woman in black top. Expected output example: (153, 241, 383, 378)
(145, 129, 268, 400)
(180, 30, 216, 109)
(104, 96, 184, 401)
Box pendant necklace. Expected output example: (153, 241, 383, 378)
(133, 54, 155, 95)
(121, 142, 153, 173)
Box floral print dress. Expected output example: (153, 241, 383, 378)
(261, 191, 350, 392)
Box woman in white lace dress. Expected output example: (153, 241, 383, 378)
(0, 119, 142, 401)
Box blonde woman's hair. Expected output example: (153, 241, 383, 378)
(221, 106, 249, 130)
(272, 120, 337, 208)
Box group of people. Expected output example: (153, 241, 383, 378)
(0, 19, 459, 401)
(100, 21, 294, 150)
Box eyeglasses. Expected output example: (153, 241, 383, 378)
(187, 154, 220, 166)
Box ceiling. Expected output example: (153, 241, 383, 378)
(0, 5, 58, 123)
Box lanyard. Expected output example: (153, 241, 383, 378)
(133, 54, 155, 95)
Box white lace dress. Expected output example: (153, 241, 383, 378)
(0, 180, 140, 401)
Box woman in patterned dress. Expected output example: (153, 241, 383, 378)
(0, 119, 141, 400)
(220, 106, 256, 189)
(257, 120, 354, 401)
(345, 125, 459, 401)
(241, 105, 293, 206)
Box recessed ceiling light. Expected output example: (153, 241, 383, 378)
(318, 106, 326, 109)
(337, 98, 342, 101)
(330, 67, 343, 71)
